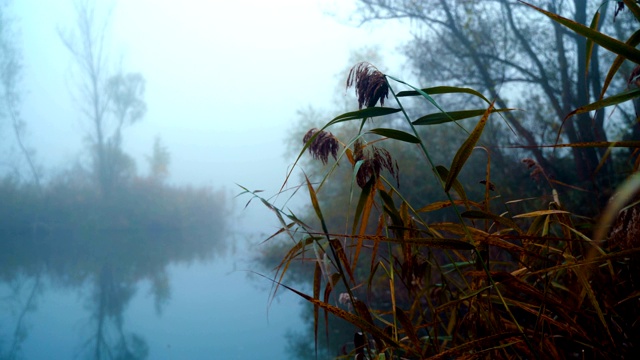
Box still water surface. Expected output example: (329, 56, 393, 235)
(0, 229, 304, 359)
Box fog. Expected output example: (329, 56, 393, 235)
(1, 0, 408, 359)
(16, 0, 404, 191)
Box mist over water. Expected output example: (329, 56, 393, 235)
(0, 0, 407, 359)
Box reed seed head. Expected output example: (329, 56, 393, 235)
(346, 62, 389, 109)
(303, 128, 339, 165)
(354, 139, 399, 188)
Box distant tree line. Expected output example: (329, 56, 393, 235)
(0, 0, 228, 239)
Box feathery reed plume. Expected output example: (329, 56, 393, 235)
(354, 139, 399, 188)
(303, 128, 339, 165)
(522, 158, 551, 184)
(346, 62, 389, 109)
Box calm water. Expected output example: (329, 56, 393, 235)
(0, 229, 305, 359)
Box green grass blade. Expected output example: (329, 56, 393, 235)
(396, 85, 491, 103)
(445, 102, 494, 192)
(368, 128, 421, 143)
(386, 74, 451, 117)
(413, 108, 512, 126)
(585, 10, 600, 80)
(600, 29, 640, 98)
(305, 174, 326, 234)
(520, 1, 640, 64)
(435, 165, 469, 209)
(327, 107, 401, 125)
(565, 87, 640, 121)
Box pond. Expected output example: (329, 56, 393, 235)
(0, 228, 305, 359)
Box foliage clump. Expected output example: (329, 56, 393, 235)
(245, 2, 640, 359)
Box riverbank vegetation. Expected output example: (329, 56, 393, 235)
(247, 1, 640, 359)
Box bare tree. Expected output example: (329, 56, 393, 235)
(59, 0, 146, 196)
(0, 2, 41, 187)
(357, 0, 633, 206)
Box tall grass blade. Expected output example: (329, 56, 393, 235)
(512, 209, 570, 218)
(461, 210, 522, 234)
(413, 108, 512, 126)
(585, 10, 600, 80)
(352, 176, 375, 268)
(313, 262, 321, 355)
(368, 128, 421, 143)
(520, 1, 640, 64)
(564, 87, 640, 122)
(377, 236, 476, 250)
(600, 29, 640, 99)
(623, 0, 640, 20)
(395, 306, 422, 353)
(328, 107, 401, 124)
(435, 166, 469, 209)
(592, 171, 640, 242)
(329, 238, 357, 284)
(251, 272, 404, 351)
(396, 86, 492, 104)
(445, 102, 494, 192)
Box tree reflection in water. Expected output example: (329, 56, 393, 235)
(0, 228, 226, 360)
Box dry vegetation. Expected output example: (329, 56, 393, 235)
(243, 2, 640, 359)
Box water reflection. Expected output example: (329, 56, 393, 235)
(0, 228, 225, 360)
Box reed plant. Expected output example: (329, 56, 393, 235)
(242, 2, 640, 358)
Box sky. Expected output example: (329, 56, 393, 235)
(12, 0, 410, 198)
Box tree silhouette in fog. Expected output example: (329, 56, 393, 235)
(59, 0, 146, 197)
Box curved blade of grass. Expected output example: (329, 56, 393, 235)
(445, 102, 495, 192)
(305, 174, 327, 233)
(569, 254, 615, 345)
(435, 166, 469, 209)
(461, 210, 523, 234)
(323, 273, 342, 342)
(592, 171, 640, 242)
(327, 107, 401, 125)
(351, 171, 375, 269)
(313, 261, 321, 352)
(428, 333, 524, 360)
(251, 272, 405, 352)
(417, 199, 483, 213)
(379, 189, 403, 227)
(520, 1, 640, 64)
(330, 238, 356, 284)
(396, 85, 491, 104)
(522, 140, 640, 149)
(352, 177, 374, 235)
(378, 236, 476, 250)
(413, 108, 512, 126)
(386, 75, 451, 117)
(584, 10, 600, 80)
(624, 0, 640, 20)
(600, 29, 640, 99)
(564, 87, 640, 122)
(395, 306, 422, 353)
(512, 209, 570, 218)
(353, 300, 386, 352)
(368, 128, 421, 143)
